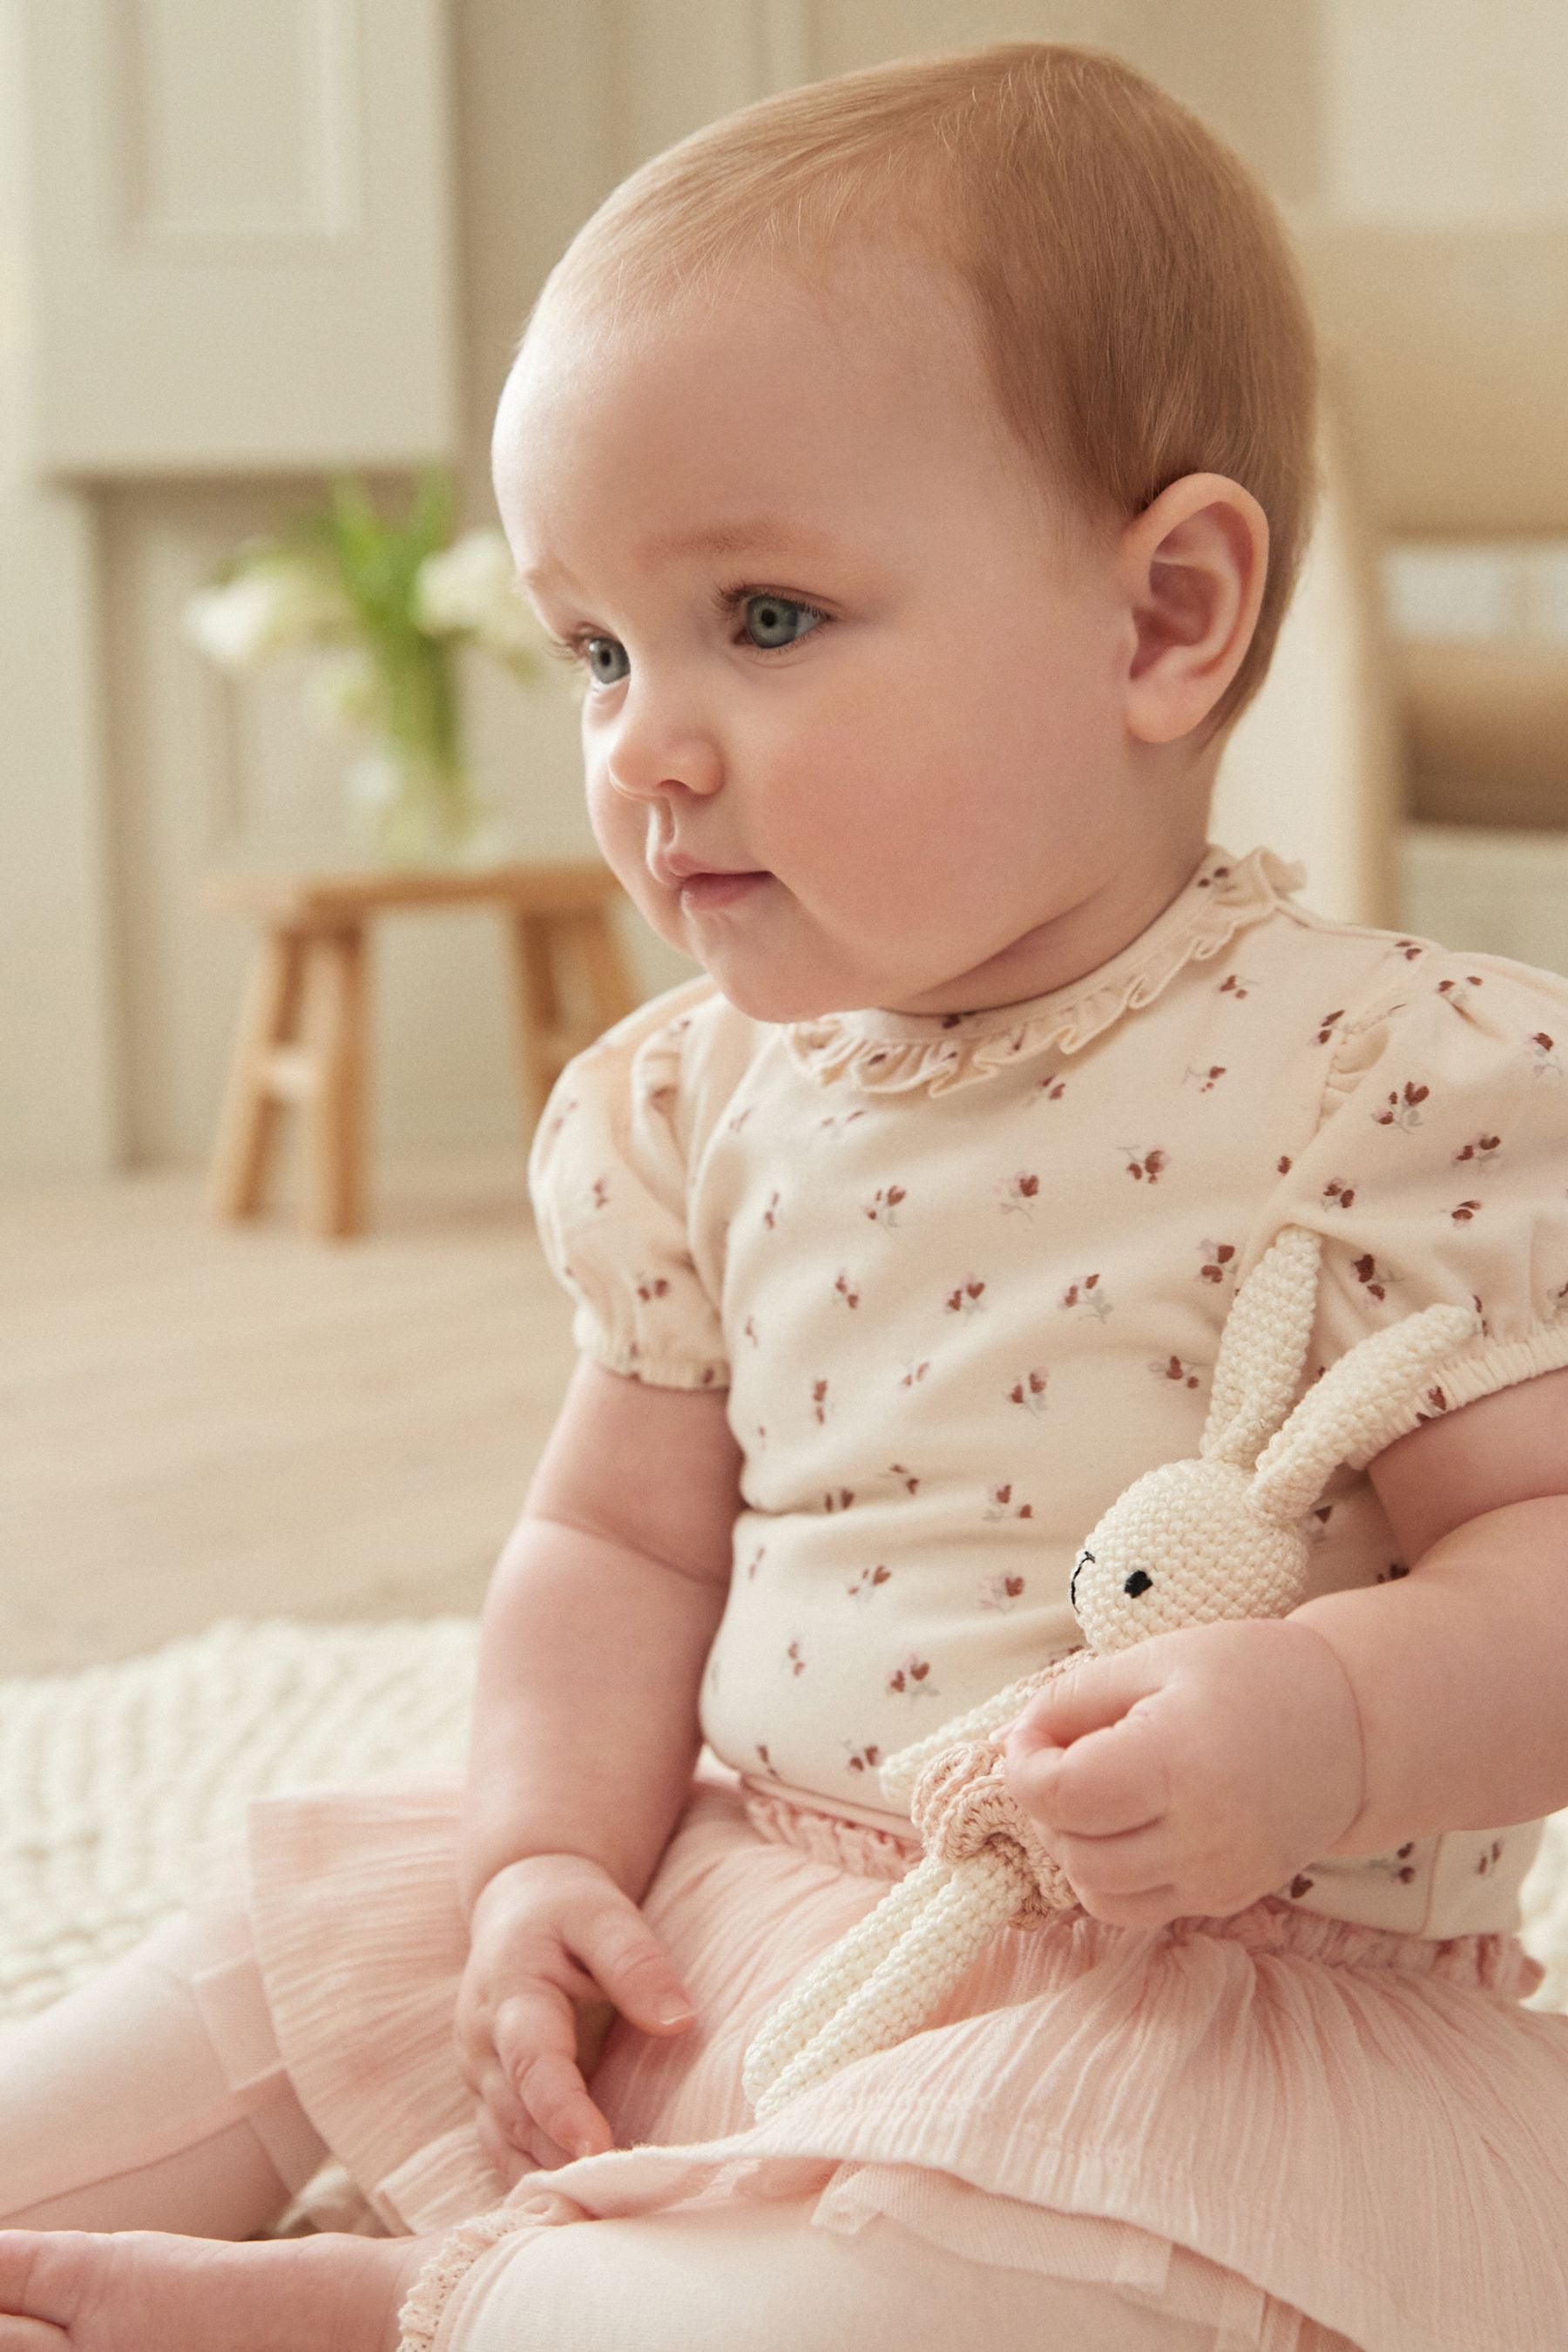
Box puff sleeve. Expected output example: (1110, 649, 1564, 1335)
(526, 978, 730, 1389)
(1247, 944, 1568, 1461)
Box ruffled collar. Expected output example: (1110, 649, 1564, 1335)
(784, 842, 1307, 1096)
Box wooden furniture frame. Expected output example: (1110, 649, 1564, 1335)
(206, 862, 638, 1240)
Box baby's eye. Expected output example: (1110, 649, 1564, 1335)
(578, 637, 629, 688)
(736, 591, 824, 652)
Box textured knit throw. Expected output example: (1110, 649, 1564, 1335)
(740, 1221, 1485, 2121)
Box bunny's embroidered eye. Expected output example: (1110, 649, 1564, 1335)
(1123, 1569, 1153, 1598)
(1071, 1548, 1093, 1605)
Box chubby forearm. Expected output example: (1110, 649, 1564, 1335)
(1288, 1495, 1568, 1856)
(456, 1512, 728, 1919)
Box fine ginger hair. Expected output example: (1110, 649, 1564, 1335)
(528, 40, 1322, 747)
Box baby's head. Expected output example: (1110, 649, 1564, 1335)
(493, 43, 1319, 1024)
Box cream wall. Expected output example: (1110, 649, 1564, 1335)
(4, 0, 1565, 1181)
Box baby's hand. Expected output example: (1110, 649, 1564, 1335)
(455, 1851, 699, 2188)
(1001, 1618, 1368, 1928)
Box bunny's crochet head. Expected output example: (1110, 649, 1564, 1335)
(1068, 1223, 1481, 1656)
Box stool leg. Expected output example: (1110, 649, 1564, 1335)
(573, 902, 638, 1035)
(504, 909, 564, 1139)
(304, 925, 369, 1240)
(209, 928, 308, 1222)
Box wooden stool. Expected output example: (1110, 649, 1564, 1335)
(205, 862, 639, 1240)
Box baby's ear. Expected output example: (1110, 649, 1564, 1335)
(1199, 1225, 1322, 1472)
(1120, 473, 1268, 747)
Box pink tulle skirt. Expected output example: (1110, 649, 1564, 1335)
(184, 1756, 1568, 2352)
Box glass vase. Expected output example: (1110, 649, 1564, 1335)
(347, 740, 504, 869)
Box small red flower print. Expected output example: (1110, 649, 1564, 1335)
(996, 1171, 1040, 1217)
(822, 1487, 855, 1511)
(1351, 1252, 1389, 1302)
(844, 1743, 882, 1774)
(754, 1743, 778, 1774)
(811, 1377, 829, 1425)
(846, 1563, 894, 1601)
(634, 1274, 670, 1302)
(591, 1175, 611, 1211)
(1035, 1075, 1068, 1103)
(1198, 1240, 1236, 1285)
(1376, 1561, 1412, 1583)
(785, 1639, 806, 1678)
(1287, 1875, 1315, 1899)
(888, 1462, 920, 1493)
(1472, 1292, 1493, 1338)
(832, 1270, 861, 1309)
(1373, 1081, 1429, 1130)
(743, 1315, 760, 1347)
(1059, 1273, 1113, 1322)
(544, 1094, 578, 1141)
(1323, 1178, 1356, 1210)
(1454, 1132, 1503, 1166)
(816, 1108, 868, 1138)
(1008, 1368, 1050, 1414)
(943, 1274, 987, 1316)
(1436, 975, 1485, 1010)
(866, 1184, 907, 1229)
(899, 1360, 931, 1389)
(1276, 1154, 1293, 1175)
(887, 1654, 938, 1700)
(979, 1571, 1027, 1612)
(1414, 1385, 1450, 1423)
(1153, 1354, 1202, 1390)
(1120, 1145, 1170, 1182)
(725, 1101, 754, 1132)
(1475, 1839, 1506, 1877)
(1184, 1064, 1227, 1092)
(763, 1190, 781, 1230)
(1450, 1200, 1483, 1223)
(1314, 1009, 1347, 1047)
(1393, 939, 1426, 963)
(744, 1543, 766, 1580)
(1217, 972, 1250, 1001)
(697, 1367, 719, 1387)
(983, 1482, 1035, 1523)
(1529, 1031, 1565, 1078)
(1195, 864, 1232, 889)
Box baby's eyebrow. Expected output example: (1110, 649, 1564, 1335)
(523, 514, 845, 590)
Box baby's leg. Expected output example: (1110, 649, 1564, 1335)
(438, 2193, 1264, 2352)
(0, 1901, 329, 2240)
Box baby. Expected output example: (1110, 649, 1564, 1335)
(7, 38, 1568, 2352)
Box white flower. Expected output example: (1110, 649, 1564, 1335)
(414, 530, 544, 670)
(182, 558, 352, 669)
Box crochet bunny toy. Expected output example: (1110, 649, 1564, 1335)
(740, 1221, 1481, 2123)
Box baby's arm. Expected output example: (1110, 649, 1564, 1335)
(456, 1355, 743, 1920)
(1292, 1364, 1568, 1855)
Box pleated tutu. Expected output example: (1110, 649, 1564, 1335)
(182, 1755, 1566, 2352)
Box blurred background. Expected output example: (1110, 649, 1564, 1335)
(5, 0, 1568, 1674)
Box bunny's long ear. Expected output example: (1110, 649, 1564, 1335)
(1249, 1299, 1483, 1527)
(1199, 1224, 1324, 1471)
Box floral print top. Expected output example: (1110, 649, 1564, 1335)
(527, 841, 1568, 1938)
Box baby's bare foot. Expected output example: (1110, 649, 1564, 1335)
(0, 2225, 434, 2352)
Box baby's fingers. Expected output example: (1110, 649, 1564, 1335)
(492, 1986, 613, 2159)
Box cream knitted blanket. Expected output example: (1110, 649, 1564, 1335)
(4, 1614, 1568, 2031)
